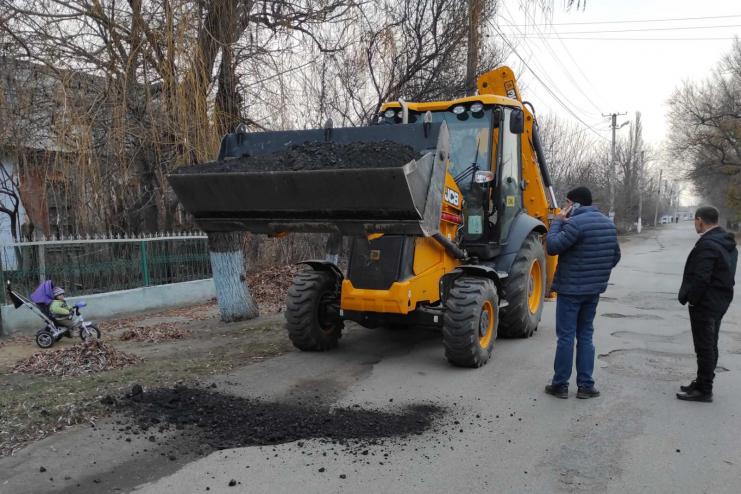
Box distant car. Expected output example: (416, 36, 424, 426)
(660, 216, 673, 224)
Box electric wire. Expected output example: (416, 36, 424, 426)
(493, 10, 601, 119)
(502, 23, 741, 35)
(505, 13, 741, 26)
(487, 20, 609, 142)
(506, 36, 739, 41)
(502, 3, 604, 115)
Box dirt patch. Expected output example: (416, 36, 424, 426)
(177, 140, 418, 174)
(11, 340, 141, 377)
(109, 384, 442, 452)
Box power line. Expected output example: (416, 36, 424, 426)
(505, 13, 741, 26)
(501, 4, 604, 116)
(503, 23, 741, 35)
(505, 36, 739, 41)
(495, 8, 602, 118)
(487, 21, 609, 143)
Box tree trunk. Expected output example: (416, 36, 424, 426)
(465, 0, 483, 95)
(208, 231, 259, 322)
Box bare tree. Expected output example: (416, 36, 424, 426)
(667, 38, 741, 226)
(0, 162, 21, 242)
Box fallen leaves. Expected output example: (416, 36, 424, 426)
(119, 324, 190, 343)
(11, 340, 141, 377)
(247, 264, 302, 314)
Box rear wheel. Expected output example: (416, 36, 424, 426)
(285, 270, 343, 351)
(36, 330, 54, 349)
(499, 233, 546, 338)
(442, 277, 499, 367)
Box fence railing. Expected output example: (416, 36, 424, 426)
(0, 233, 211, 303)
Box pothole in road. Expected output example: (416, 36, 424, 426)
(611, 330, 677, 343)
(619, 292, 677, 311)
(602, 313, 663, 320)
(598, 349, 696, 381)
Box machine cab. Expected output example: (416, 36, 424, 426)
(378, 99, 526, 260)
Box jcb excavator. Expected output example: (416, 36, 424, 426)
(169, 66, 559, 367)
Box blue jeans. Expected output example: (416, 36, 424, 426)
(552, 293, 600, 388)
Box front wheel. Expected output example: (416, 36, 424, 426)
(285, 270, 343, 351)
(499, 233, 547, 338)
(442, 277, 499, 368)
(80, 324, 101, 341)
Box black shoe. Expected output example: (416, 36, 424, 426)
(676, 389, 713, 402)
(576, 386, 601, 399)
(545, 384, 568, 399)
(680, 380, 697, 393)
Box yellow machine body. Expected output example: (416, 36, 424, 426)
(340, 66, 557, 316)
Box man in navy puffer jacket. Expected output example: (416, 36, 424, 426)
(544, 186, 621, 399)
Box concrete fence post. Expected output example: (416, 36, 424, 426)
(38, 244, 46, 283)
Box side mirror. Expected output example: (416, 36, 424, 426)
(510, 108, 524, 134)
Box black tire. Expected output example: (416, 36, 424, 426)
(36, 330, 55, 349)
(499, 232, 547, 338)
(285, 270, 344, 351)
(80, 324, 101, 341)
(442, 277, 499, 368)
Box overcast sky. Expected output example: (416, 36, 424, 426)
(496, 0, 740, 149)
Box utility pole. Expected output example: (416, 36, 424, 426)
(603, 112, 628, 223)
(653, 168, 663, 226)
(637, 150, 644, 233)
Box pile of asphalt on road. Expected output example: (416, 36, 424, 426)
(176, 140, 418, 174)
(103, 384, 443, 453)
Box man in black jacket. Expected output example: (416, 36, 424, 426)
(677, 206, 738, 402)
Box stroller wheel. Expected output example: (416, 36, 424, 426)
(80, 324, 101, 341)
(36, 330, 55, 349)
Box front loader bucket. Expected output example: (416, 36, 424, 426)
(168, 122, 449, 236)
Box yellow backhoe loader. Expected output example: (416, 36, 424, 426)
(169, 66, 559, 367)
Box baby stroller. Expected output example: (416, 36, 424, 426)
(6, 280, 101, 348)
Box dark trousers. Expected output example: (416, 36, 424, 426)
(689, 307, 725, 393)
(552, 293, 600, 388)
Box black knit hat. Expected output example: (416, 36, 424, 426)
(566, 186, 592, 206)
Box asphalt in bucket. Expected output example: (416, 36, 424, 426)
(176, 140, 418, 174)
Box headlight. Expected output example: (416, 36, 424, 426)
(384, 109, 396, 118)
(452, 105, 466, 115)
(470, 102, 484, 114)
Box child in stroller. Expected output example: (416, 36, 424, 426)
(49, 286, 75, 331)
(7, 280, 101, 348)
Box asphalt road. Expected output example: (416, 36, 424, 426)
(2, 222, 740, 493)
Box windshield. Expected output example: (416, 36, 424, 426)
(411, 108, 493, 193)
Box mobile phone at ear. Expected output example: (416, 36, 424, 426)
(567, 202, 581, 217)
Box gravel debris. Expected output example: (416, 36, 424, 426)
(107, 384, 443, 453)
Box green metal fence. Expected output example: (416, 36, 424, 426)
(0, 233, 211, 303)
